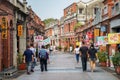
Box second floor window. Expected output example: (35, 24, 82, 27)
(79, 8, 83, 14)
(94, 7, 98, 15)
(103, 6, 108, 14)
(115, 3, 119, 12)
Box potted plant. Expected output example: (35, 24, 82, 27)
(58, 46, 62, 51)
(17, 53, 26, 70)
(112, 52, 120, 75)
(97, 51, 108, 67)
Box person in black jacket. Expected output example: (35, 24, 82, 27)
(79, 41, 88, 72)
(88, 44, 98, 72)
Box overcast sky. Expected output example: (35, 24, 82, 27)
(24, 0, 90, 20)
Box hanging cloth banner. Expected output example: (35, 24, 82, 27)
(43, 37, 51, 45)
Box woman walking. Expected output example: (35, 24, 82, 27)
(88, 44, 98, 72)
(74, 45, 80, 64)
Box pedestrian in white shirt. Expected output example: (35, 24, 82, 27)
(29, 44, 36, 72)
(74, 45, 80, 64)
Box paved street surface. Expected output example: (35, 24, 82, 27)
(16, 51, 119, 80)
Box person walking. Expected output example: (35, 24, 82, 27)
(88, 44, 98, 72)
(74, 45, 80, 64)
(29, 44, 36, 72)
(23, 45, 34, 75)
(39, 45, 49, 72)
(79, 41, 88, 72)
(70, 46, 73, 54)
(49, 46, 53, 55)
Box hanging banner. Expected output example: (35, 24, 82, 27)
(96, 36, 108, 45)
(94, 29, 100, 37)
(34, 35, 43, 42)
(43, 37, 51, 45)
(108, 33, 120, 44)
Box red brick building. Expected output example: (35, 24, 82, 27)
(27, 7, 45, 46)
(0, 0, 14, 71)
(61, 3, 77, 50)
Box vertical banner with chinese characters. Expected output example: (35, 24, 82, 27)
(18, 25, 23, 36)
(94, 28, 100, 37)
(94, 28, 100, 43)
(1, 17, 7, 39)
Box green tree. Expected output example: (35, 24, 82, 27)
(43, 18, 56, 25)
(74, 22, 82, 31)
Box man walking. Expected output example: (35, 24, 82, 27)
(23, 45, 34, 75)
(79, 41, 88, 72)
(29, 44, 36, 72)
(39, 45, 49, 72)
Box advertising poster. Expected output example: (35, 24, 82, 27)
(108, 33, 120, 44)
(96, 36, 108, 45)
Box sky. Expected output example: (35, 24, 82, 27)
(25, 0, 90, 20)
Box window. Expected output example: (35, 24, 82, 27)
(79, 8, 83, 14)
(94, 7, 98, 15)
(115, 3, 119, 12)
(68, 23, 70, 32)
(103, 6, 108, 14)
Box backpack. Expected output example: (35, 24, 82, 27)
(39, 49, 47, 59)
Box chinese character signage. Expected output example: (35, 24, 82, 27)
(1, 17, 7, 39)
(34, 35, 43, 42)
(94, 29, 99, 37)
(18, 25, 23, 36)
(108, 33, 120, 44)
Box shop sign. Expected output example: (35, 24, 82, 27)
(96, 36, 108, 45)
(94, 29, 100, 37)
(34, 35, 43, 42)
(43, 37, 51, 45)
(108, 33, 120, 44)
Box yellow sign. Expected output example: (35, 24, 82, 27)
(94, 29, 99, 37)
(2, 33, 7, 39)
(18, 25, 23, 36)
(1, 17, 7, 39)
(108, 33, 120, 44)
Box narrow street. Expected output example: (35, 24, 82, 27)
(16, 52, 119, 80)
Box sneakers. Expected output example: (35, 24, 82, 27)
(27, 72, 30, 75)
(31, 69, 34, 72)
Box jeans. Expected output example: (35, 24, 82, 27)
(31, 61, 36, 70)
(75, 54, 80, 63)
(26, 62, 32, 72)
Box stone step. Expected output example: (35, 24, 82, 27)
(0, 68, 17, 78)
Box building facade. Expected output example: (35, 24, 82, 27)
(62, 3, 77, 50)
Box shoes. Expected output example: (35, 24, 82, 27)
(27, 72, 30, 75)
(31, 69, 34, 72)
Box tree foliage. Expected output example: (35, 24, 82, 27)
(74, 22, 82, 31)
(43, 18, 56, 25)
